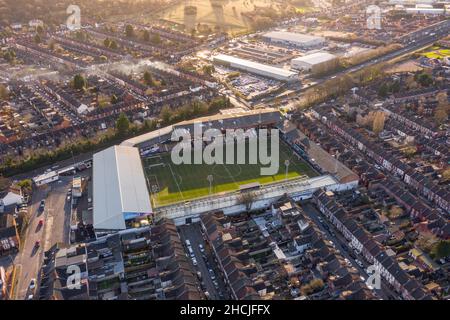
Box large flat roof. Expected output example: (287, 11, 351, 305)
(121, 108, 282, 147)
(93, 145, 152, 231)
(292, 52, 337, 65)
(263, 31, 324, 44)
(213, 54, 297, 79)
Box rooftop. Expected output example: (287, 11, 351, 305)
(93, 145, 152, 231)
(263, 31, 325, 44)
(292, 52, 337, 65)
(213, 54, 297, 79)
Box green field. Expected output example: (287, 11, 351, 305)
(144, 141, 317, 207)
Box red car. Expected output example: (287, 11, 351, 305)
(38, 220, 44, 227)
(34, 240, 40, 248)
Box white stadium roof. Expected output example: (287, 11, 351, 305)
(93, 145, 152, 231)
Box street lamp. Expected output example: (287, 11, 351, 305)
(207, 175, 213, 195)
(285, 159, 290, 181)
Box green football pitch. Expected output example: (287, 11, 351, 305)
(143, 141, 318, 207)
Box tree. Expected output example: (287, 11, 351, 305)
(238, 192, 256, 211)
(109, 40, 118, 50)
(34, 34, 41, 43)
(300, 278, 324, 296)
(17, 179, 32, 194)
(372, 111, 386, 134)
(436, 91, 448, 109)
(125, 24, 134, 37)
(3, 50, 16, 63)
(434, 91, 449, 125)
(142, 30, 150, 42)
(97, 94, 110, 108)
(202, 64, 215, 76)
(103, 38, 111, 48)
(111, 94, 119, 105)
(160, 105, 172, 125)
(143, 119, 157, 132)
(150, 34, 161, 44)
(378, 83, 389, 98)
(416, 233, 439, 253)
(442, 168, 450, 181)
(434, 108, 448, 125)
(115, 113, 130, 136)
(0, 176, 10, 192)
(36, 25, 44, 34)
(73, 74, 87, 90)
(431, 240, 450, 260)
(0, 84, 9, 100)
(388, 205, 403, 219)
(143, 71, 154, 86)
(416, 72, 433, 87)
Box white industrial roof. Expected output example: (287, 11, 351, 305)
(292, 52, 337, 65)
(214, 54, 297, 78)
(93, 145, 152, 231)
(263, 31, 324, 44)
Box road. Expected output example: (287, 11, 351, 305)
(13, 176, 73, 299)
(252, 22, 450, 109)
(300, 202, 400, 300)
(178, 223, 229, 300)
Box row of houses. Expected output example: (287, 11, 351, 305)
(38, 219, 202, 300)
(312, 189, 433, 300)
(312, 108, 450, 213)
(200, 202, 376, 300)
(382, 102, 445, 138)
(374, 180, 449, 239)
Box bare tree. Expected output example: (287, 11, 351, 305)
(238, 192, 257, 212)
(372, 111, 386, 134)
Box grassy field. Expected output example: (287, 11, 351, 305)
(421, 46, 450, 59)
(144, 141, 317, 207)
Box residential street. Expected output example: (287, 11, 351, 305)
(178, 223, 229, 300)
(13, 176, 72, 299)
(301, 202, 401, 300)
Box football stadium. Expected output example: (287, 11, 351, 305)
(143, 138, 318, 207)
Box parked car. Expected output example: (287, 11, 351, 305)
(39, 200, 45, 211)
(355, 259, 364, 268)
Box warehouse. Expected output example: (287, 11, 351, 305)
(93, 145, 152, 233)
(213, 54, 297, 82)
(262, 31, 325, 49)
(291, 52, 338, 73)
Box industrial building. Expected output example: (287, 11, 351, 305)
(291, 52, 338, 73)
(213, 54, 297, 82)
(92, 145, 152, 233)
(262, 31, 326, 49)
